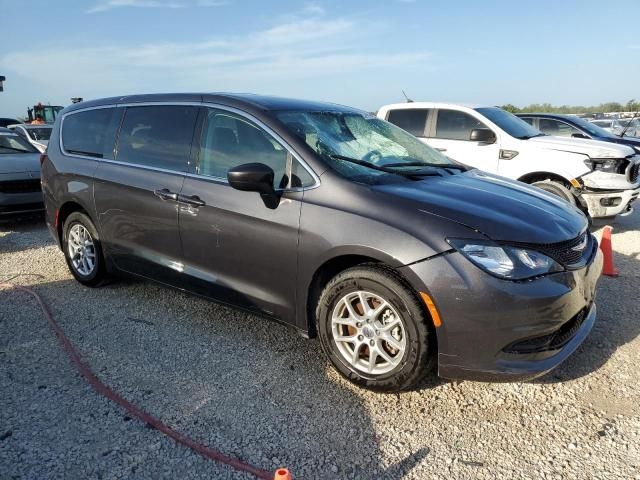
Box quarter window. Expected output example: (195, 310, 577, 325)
(435, 110, 487, 141)
(386, 109, 429, 137)
(117, 105, 198, 171)
(199, 108, 308, 188)
(538, 118, 582, 137)
(62, 108, 116, 158)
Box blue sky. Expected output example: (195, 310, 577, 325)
(1, 0, 639, 117)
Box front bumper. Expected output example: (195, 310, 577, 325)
(581, 187, 639, 218)
(399, 241, 603, 382)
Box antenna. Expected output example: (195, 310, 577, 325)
(401, 89, 414, 103)
(619, 110, 638, 138)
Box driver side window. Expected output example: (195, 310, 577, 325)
(198, 108, 314, 189)
(435, 110, 487, 141)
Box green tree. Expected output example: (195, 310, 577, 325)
(499, 101, 638, 114)
(501, 104, 520, 113)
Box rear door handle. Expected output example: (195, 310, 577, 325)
(154, 188, 178, 201)
(178, 194, 206, 207)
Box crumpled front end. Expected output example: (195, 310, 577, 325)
(579, 155, 640, 217)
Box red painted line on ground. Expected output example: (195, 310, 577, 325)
(1, 283, 274, 480)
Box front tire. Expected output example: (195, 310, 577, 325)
(316, 265, 435, 392)
(532, 179, 576, 205)
(62, 211, 107, 287)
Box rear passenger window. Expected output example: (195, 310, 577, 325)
(386, 109, 429, 137)
(62, 108, 115, 158)
(117, 105, 198, 171)
(435, 110, 486, 141)
(199, 108, 289, 188)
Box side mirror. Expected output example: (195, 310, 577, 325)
(470, 128, 496, 144)
(227, 163, 280, 209)
(571, 133, 590, 139)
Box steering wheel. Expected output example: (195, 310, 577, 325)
(363, 150, 383, 163)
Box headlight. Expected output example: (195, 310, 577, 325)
(448, 239, 563, 280)
(583, 158, 624, 173)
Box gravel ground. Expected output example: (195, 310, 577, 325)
(1, 210, 639, 480)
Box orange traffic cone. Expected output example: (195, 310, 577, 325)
(274, 468, 292, 480)
(599, 226, 619, 277)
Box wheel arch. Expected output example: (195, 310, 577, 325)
(517, 171, 572, 187)
(56, 200, 91, 245)
(517, 171, 589, 213)
(305, 254, 381, 338)
(303, 248, 434, 339)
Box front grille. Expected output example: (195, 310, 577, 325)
(630, 162, 639, 183)
(0, 179, 42, 194)
(507, 232, 592, 268)
(503, 307, 589, 354)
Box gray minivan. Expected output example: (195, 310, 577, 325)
(42, 93, 602, 391)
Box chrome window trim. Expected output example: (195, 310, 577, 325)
(99, 157, 190, 176)
(59, 101, 320, 190)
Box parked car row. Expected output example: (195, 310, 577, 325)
(517, 113, 640, 150)
(0, 127, 44, 216)
(36, 93, 602, 391)
(378, 103, 640, 219)
(596, 118, 639, 138)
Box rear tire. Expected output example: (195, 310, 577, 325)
(316, 264, 435, 392)
(532, 179, 576, 205)
(62, 212, 107, 287)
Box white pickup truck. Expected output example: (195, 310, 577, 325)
(377, 102, 640, 219)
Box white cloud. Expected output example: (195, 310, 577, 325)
(86, 0, 227, 14)
(0, 12, 430, 108)
(302, 3, 325, 16)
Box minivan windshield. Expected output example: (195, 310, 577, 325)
(276, 110, 457, 183)
(475, 107, 544, 140)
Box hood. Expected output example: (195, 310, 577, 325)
(0, 152, 42, 174)
(600, 135, 640, 152)
(374, 169, 587, 244)
(528, 135, 633, 158)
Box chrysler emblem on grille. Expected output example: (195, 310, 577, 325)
(571, 234, 588, 252)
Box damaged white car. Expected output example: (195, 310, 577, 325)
(378, 102, 640, 219)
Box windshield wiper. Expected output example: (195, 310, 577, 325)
(382, 161, 468, 171)
(329, 154, 441, 178)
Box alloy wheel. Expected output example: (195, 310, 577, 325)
(331, 290, 407, 375)
(67, 223, 96, 276)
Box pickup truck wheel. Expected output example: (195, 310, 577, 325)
(532, 179, 576, 205)
(316, 264, 435, 392)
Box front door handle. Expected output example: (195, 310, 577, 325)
(436, 148, 447, 152)
(154, 188, 178, 201)
(178, 194, 206, 207)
